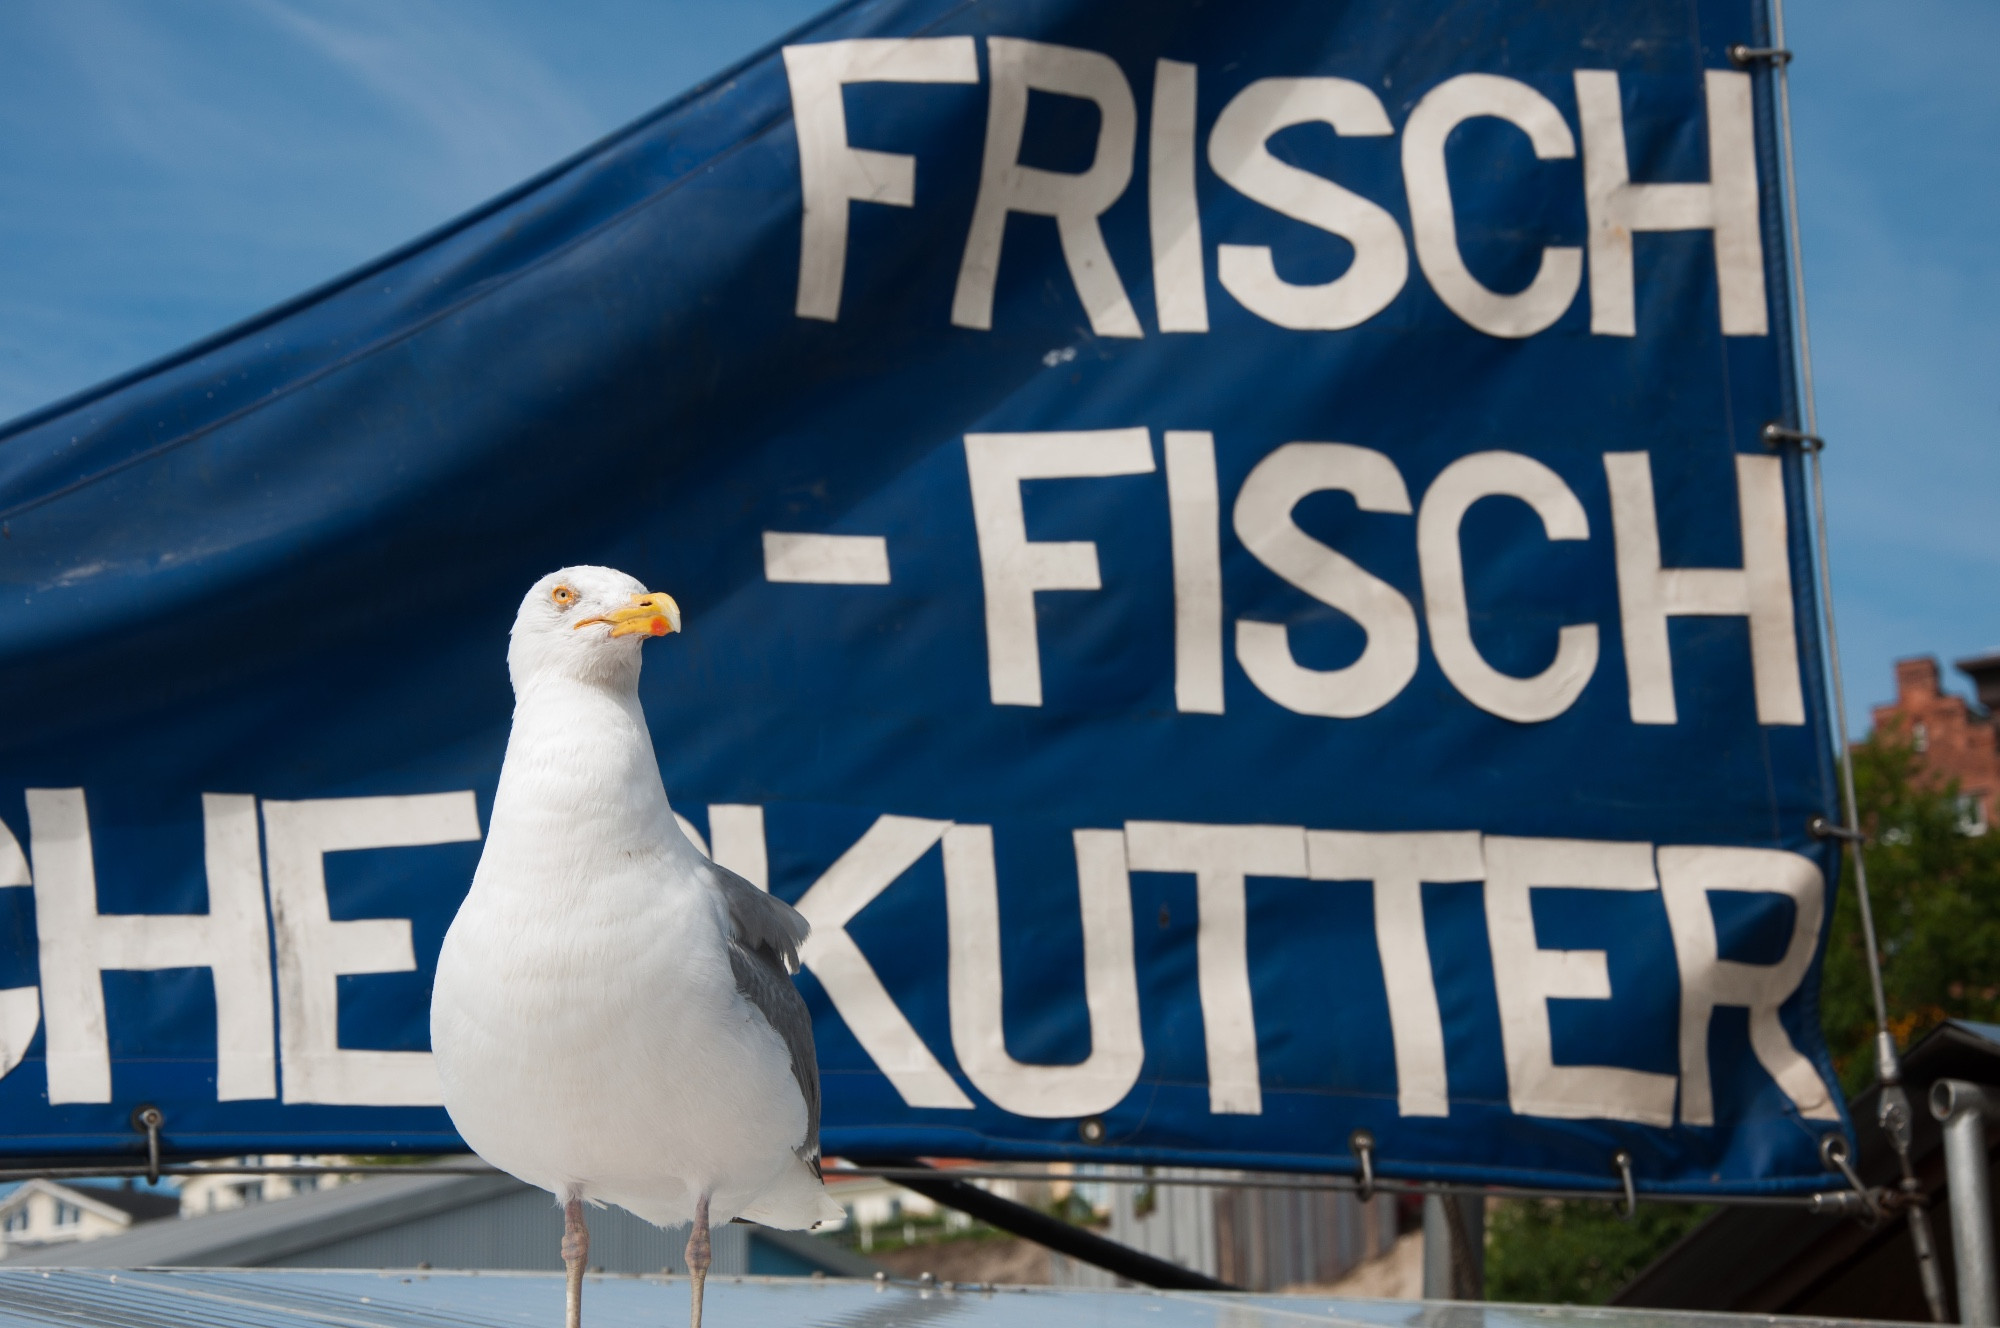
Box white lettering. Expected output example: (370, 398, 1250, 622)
(29, 789, 275, 1104)
(785, 38, 980, 321)
(0, 986, 33, 1082)
(763, 531, 892, 584)
(1483, 835, 1677, 1125)
(1307, 831, 1482, 1118)
(1402, 74, 1581, 338)
(1418, 450, 1598, 721)
(1149, 58, 1207, 332)
(1576, 69, 1766, 336)
(1124, 820, 1307, 1114)
(1658, 846, 1838, 1124)
(792, 815, 973, 1109)
(0, 814, 26, 886)
(954, 39, 1141, 337)
(263, 793, 480, 1106)
(943, 826, 1143, 1116)
(966, 428, 1156, 706)
(1233, 442, 1417, 718)
(1605, 451, 1803, 725)
(709, 804, 770, 891)
(0, 814, 33, 1080)
(1165, 430, 1225, 714)
(1208, 78, 1407, 330)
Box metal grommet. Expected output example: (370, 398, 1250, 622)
(1078, 1117, 1106, 1145)
(1728, 44, 1794, 67)
(1613, 1150, 1637, 1221)
(1808, 814, 1864, 843)
(1348, 1129, 1377, 1202)
(1820, 1133, 1879, 1223)
(130, 1105, 164, 1185)
(1761, 421, 1825, 452)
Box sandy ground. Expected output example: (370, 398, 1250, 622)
(862, 1228, 1424, 1297)
(1290, 1231, 1424, 1300)
(867, 1235, 1053, 1285)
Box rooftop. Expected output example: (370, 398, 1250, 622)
(0, 1268, 1901, 1328)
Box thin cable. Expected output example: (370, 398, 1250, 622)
(1768, 6, 1947, 1316)
(0, 1160, 1854, 1210)
(1772, 9, 1816, 438)
(1770, 0, 1893, 1066)
(1809, 456, 1890, 1047)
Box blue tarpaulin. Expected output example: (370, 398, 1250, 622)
(0, 0, 1847, 1195)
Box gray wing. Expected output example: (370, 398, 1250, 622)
(706, 861, 822, 1174)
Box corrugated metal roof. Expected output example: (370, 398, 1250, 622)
(0, 1268, 1910, 1328)
(0, 1173, 872, 1280)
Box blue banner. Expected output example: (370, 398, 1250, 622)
(0, 0, 1848, 1195)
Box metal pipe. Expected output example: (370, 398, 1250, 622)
(1932, 1080, 1999, 1324)
(852, 1157, 1234, 1291)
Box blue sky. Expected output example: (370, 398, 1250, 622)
(1783, 0, 2000, 726)
(0, 1, 1990, 730)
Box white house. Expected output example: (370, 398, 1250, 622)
(0, 1179, 179, 1252)
(821, 1169, 941, 1239)
(176, 1157, 359, 1216)
(819, 1162, 1091, 1252)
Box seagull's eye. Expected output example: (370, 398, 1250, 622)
(551, 585, 576, 609)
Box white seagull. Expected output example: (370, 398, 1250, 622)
(432, 566, 839, 1328)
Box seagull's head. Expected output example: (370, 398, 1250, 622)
(507, 565, 681, 691)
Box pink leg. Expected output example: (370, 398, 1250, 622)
(685, 1193, 711, 1328)
(563, 1198, 589, 1328)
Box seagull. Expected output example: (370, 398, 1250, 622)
(432, 566, 839, 1328)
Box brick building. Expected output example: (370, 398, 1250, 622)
(1871, 654, 2000, 832)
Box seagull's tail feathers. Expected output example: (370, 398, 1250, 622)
(737, 1158, 844, 1230)
(813, 1189, 846, 1227)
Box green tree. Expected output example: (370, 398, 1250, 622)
(1820, 725, 2000, 1093)
(1486, 1200, 1712, 1305)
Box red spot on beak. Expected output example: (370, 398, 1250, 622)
(650, 617, 669, 636)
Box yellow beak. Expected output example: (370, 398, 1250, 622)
(576, 591, 682, 638)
